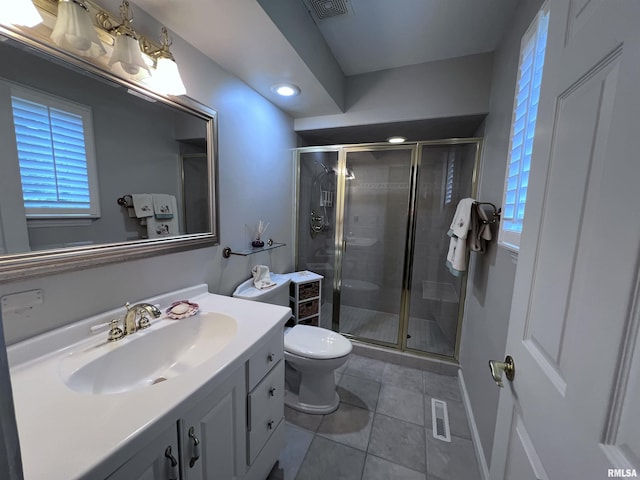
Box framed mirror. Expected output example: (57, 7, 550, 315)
(0, 23, 218, 283)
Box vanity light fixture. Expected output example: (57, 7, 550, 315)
(3, 0, 43, 27)
(271, 83, 301, 97)
(142, 27, 186, 96)
(98, 0, 150, 78)
(387, 136, 407, 144)
(51, 0, 106, 57)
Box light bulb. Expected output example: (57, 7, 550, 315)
(4, 0, 43, 27)
(145, 57, 186, 96)
(109, 34, 150, 77)
(51, 0, 106, 57)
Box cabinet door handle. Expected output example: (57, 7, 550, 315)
(267, 353, 275, 363)
(267, 420, 275, 430)
(164, 446, 178, 480)
(188, 426, 201, 468)
(269, 387, 276, 397)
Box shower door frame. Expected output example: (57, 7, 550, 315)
(294, 138, 482, 360)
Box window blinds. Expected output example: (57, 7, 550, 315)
(10, 93, 98, 216)
(500, 8, 549, 250)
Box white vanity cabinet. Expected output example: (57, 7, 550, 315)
(179, 365, 246, 480)
(244, 329, 285, 480)
(104, 336, 284, 480)
(105, 366, 246, 480)
(106, 424, 180, 480)
(10, 286, 291, 480)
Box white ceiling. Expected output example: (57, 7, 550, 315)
(132, 0, 518, 120)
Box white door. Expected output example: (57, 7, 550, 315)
(489, 1, 640, 479)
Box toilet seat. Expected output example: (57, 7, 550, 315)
(284, 324, 352, 360)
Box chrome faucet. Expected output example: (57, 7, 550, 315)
(123, 302, 162, 335)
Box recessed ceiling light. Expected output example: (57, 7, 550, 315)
(387, 136, 407, 144)
(271, 83, 301, 97)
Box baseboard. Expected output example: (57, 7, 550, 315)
(458, 369, 490, 480)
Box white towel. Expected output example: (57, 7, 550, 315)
(252, 265, 276, 290)
(146, 195, 179, 238)
(446, 198, 476, 276)
(446, 236, 467, 277)
(152, 194, 174, 219)
(131, 194, 153, 218)
(448, 198, 475, 239)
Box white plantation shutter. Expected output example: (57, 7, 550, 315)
(9, 85, 100, 218)
(499, 6, 549, 251)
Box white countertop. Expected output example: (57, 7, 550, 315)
(8, 284, 290, 480)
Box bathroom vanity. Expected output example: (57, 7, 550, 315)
(7, 285, 289, 480)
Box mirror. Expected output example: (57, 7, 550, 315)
(0, 26, 218, 282)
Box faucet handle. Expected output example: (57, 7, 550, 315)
(107, 319, 124, 342)
(138, 314, 151, 330)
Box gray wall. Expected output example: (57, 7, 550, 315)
(459, 0, 544, 469)
(295, 53, 494, 132)
(0, 11, 296, 345)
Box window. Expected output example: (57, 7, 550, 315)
(9, 85, 100, 218)
(498, 5, 549, 252)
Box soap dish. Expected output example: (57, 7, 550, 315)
(166, 300, 199, 319)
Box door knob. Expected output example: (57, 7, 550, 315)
(488, 355, 515, 387)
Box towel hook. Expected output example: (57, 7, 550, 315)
(474, 201, 501, 225)
(117, 195, 132, 208)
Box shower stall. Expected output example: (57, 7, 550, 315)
(295, 139, 481, 359)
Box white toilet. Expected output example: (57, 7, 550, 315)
(233, 272, 352, 414)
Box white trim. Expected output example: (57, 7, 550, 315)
(458, 369, 490, 480)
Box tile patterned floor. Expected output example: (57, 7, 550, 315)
(267, 354, 480, 480)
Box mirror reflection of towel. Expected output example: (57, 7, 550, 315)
(146, 195, 179, 238)
(152, 194, 174, 219)
(252, 265, 276, 289)
(131, 194, 153, 218)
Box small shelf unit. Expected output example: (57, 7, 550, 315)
(288, 271, 323, 327)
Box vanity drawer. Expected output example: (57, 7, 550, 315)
(247, 360, 284, 464)
(247, 329, 283, 391)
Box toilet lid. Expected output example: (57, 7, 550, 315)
(284, 325, 352, 360)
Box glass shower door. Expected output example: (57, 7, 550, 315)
(405, 142, 479, 356)
(296, 150, 338, 329)
(337, 146, 415, 346)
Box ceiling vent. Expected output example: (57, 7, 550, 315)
(306, 0, 350, 20)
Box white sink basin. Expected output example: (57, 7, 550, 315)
(60, 312, 237, 395)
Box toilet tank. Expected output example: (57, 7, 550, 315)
(232, 273, 291, 307)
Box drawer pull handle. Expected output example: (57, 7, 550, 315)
(164, 446, 178, 480)
(267, 353, 275, 362)
(269, 387, 276, 397)
(267, 420, 275, 430)
(188, 426, 201, 468)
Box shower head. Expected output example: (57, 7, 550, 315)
(314, 161, 331, 175)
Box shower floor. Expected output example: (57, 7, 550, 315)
(320, 303, 455, 357)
